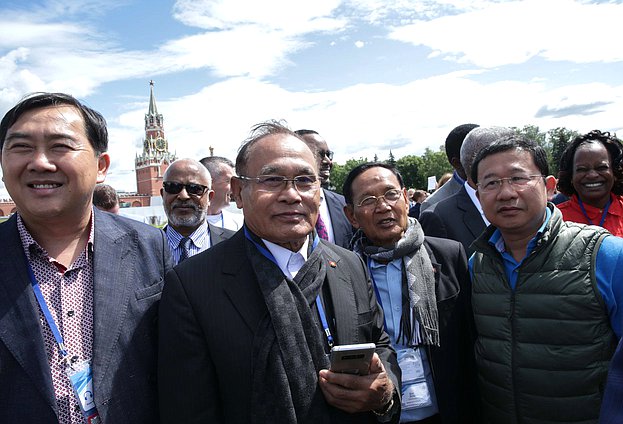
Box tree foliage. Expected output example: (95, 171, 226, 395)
(330, 158, 368, 193)
(330, 126, 580, 193)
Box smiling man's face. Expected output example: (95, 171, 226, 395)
(344, 166, 409, 248)
(1, 105, 109, 226)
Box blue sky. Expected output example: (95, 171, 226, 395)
(1, 0, 622, 196)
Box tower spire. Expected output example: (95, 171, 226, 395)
(135, 80, 176, 196)
(148, 80, 158, 115)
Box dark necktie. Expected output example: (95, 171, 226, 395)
(178, 237, 191, 263)
(315, 214, 329, 240)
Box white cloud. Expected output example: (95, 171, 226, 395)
(354, 40, 365, 48)
(388, 0, 623, 67)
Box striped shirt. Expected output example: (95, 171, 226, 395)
(165, 220, 211, 264)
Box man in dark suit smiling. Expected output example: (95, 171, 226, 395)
(159, 121, 400, 423)
(0, 93, 173, 423)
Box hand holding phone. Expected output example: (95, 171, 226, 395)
(329, 343, 376, 375)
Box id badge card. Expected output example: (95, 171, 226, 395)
(397, 348, 425, 383)
(397, 348, 432, 410)
(66, 360, 101, 424)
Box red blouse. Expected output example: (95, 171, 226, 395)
(558, 193, 623, 237)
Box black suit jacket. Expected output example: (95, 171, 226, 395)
(421, 236, 479, 423)
(323, 189, 354, 249)
(419, 186, 486, 257)
(158, 229, 400, 423)
(0, 209, 173, 423)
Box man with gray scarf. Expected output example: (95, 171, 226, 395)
(158, 123, 400, 423)
(343, 163, 478, 424)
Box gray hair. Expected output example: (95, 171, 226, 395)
(460, 126, 515, 180)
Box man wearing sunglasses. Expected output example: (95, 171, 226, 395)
(296, 129, 354, 249)
(161, 158, 234, 265)
(159, 121, 400, 423)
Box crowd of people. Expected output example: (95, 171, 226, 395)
(1, 91, 623, 424)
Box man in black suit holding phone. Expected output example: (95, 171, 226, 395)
(158, 121, 400, 423)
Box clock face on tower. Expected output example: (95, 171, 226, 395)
(156, 139, 166, 151)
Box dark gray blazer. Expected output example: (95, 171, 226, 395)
(158, 230, 400, 423)
(208, 223, 235, 247)
(323, 188, 354, 249)
(420, 174, 463, 214)
(0, 209, 173, 423)
(419, 186, 486, 257)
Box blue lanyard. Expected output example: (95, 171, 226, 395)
(219, 211, 225, 228)
(25, 260, 69, 359)
(578, 197, 611, 227)
(366, 257, 388, 331)
(243, 226, 334, 348)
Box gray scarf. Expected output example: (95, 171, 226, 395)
(352, 217, 439, 346)
(246, 231, 331, 424)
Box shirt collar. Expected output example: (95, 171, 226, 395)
(166, 220, 209, 248)
(17, 209, 96, 263)
(263, 237, 310, 276)
(464, 181, 490, 226)
(488, 206, 551, 254)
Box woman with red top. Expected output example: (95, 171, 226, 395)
(557, 130, 623, 237)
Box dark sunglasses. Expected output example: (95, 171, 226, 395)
(163, 181, 208, 196)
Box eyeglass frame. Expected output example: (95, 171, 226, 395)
(236, 174, 321, 193)
(318, 150, 334, 160)
(476, 174, 545, 193)
(355, 188, 404, 208)
(162, 181, 209, 197)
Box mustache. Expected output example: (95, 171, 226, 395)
(171, 201, 199, 211)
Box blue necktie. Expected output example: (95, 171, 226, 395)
(178, 237, 191, 263)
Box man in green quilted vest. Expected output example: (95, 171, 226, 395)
(469, 135, 623, 424)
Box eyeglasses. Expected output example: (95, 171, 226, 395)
(356, 188, 403, 208)
(477, 175, 544, 193)
(237, 175, 320, 193)
(319, 150, 334, 160)
(162, 181, 209, 196)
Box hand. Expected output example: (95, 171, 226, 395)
(318, 353, 395, 414)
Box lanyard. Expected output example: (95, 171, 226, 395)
(578, 196, 611, 227)
(219, 211, 225, 228)
(243, 226, 334, 348)
(366, 257, 388, 331)
(25, 260, 69, 359)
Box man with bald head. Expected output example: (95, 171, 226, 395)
(420, 127, 514, 256)
(161, 158, 233, 264)
(159, 122, 400, 423)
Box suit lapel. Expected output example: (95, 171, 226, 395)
(0, 217, 57, 411)
(457, 188, 486, 238)
(208, 223, 228, 246)
(221, 231, 268, 332)
(320, 244, 358, 344)
(91, 210, 135, 390)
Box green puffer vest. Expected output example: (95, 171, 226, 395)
(471, 206, 617, 424)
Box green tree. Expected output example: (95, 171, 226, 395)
(547, 127, 578, 176)
(418, 147, 452, 189)
(387, 150, 396, 166)
(512, 125, 547, 149)
(396, 155, 421, 189)
(330, 158, 368, 194)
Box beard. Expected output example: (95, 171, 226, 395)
(168, 201, 207, 229)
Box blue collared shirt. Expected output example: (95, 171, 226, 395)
(369, 258, 439, 422)
(166, 221, 210, 265)
(469, 207, 623, 337)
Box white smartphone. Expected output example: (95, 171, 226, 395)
(329, 343, 376, 375)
